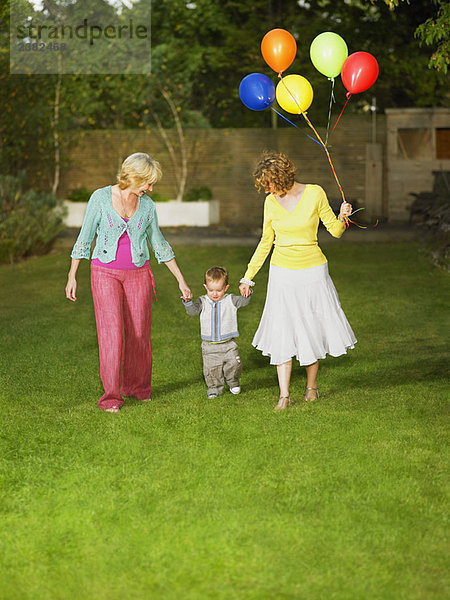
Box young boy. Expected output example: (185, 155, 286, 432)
(183, 266, 252, 399)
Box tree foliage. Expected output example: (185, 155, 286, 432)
(414, 0, 449, 74)
(150, 0, 447, 126)
(376, 0, 449, 73)
(0, 0, 448, 192)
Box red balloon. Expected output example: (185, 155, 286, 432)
(261, 28, 297, 74)
(341, 51, 379, 95)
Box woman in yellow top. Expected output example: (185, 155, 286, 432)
(239, 152, 356, 410)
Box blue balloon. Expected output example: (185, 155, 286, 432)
(239, 73, 275, 111)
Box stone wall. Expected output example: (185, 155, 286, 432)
(60, 115, 386, 228)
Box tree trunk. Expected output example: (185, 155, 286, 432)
(160, 87, 188, 202)
(52, 54, 62, 197)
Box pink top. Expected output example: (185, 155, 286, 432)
(92, 218, 150, 270)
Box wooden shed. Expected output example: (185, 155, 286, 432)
(385, 108, 450, 222)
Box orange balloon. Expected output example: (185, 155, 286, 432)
(261, 28, 297, 74)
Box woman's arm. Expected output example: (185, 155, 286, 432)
(242, 198, 275, 283)
(145, 203, 191, 300)
(316, 186, 352, 238)
(65, 258, 81, 302)
(71, 192, 101, 260)
(66, 192, 102, 302)
(164, 258, 192, 301)
(146, 205, 176, 264)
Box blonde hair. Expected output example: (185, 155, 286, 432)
(117, 152, 162, 190)
(252, 151, 296, 195)
(204, 266, 229, 286)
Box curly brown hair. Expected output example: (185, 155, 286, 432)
(252, 151, 296, 195)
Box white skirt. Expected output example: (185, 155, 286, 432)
(252, 263, 357, 365)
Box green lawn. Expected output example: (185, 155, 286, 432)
(0, 242, 448, 600)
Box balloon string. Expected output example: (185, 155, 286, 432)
(325, 77, 335, 147)
(271, 107, 301, 129)
(278, 74, 346, 204)
(276, 76, 379, 230)
(342, 208, 366, 229)
(342, 216, 366, 229)
(342, 208, 379, 229)
(348, 207, 365, 216)
(331, 93, 351, 135)
(270, 108, 324, 147)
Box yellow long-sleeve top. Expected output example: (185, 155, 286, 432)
(243, 184, 345, 281)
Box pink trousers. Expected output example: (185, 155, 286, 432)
(91, 264, 155, 410)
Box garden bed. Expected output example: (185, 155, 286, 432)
(63, 199, 220, 228)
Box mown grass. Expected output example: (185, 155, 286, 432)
(0, 242, 448, 600)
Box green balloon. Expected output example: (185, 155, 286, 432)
(310, 32, 348, 79)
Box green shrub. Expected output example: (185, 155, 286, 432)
(150, 192, 171, 202)
(183, 186, 213, 202)
(0, 174, 66, 265)
(409, 171, 450, 270)
(67, 187, 92, 203)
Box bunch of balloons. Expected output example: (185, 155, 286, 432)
(239, 28, 379, 120)
(310, 32, 379, 97)
(239, 27, 380, 221)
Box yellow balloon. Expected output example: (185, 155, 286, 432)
(276, 74, 313, 114)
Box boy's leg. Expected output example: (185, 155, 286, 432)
(223, 339, 242, 389)
(201, 342, 225, 397)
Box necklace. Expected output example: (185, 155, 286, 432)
(118, 188, 138, 219)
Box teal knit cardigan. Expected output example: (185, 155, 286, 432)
(71, 186, 175, 267)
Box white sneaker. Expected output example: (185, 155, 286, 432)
(229, 386, 241, 395)
(208, 393, 218, 399)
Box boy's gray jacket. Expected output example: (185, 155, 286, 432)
(183, 293, 251, 342)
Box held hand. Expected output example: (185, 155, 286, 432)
(179, 282, 192, 302)
(239, 283, 251, 298)
(339, 202, 352, 219)
(65, 277, 77, 302)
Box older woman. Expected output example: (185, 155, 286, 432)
(239, 151, 356, 410)
(65, 152, 192, 413)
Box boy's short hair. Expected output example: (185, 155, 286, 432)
(204, 266, 228, 285)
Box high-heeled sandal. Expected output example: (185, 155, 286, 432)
(303, 387, 319, 402)
(274, 396, 290, 411)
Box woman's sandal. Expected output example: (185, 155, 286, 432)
(303, 387, 319, 402)
(274, 396, 290, 411)
(104, 406, 120, 413)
